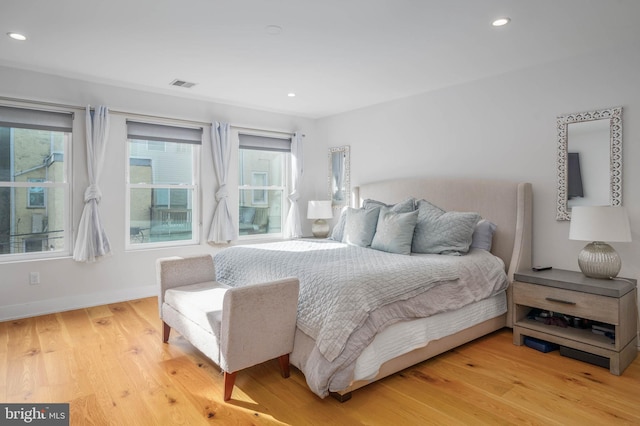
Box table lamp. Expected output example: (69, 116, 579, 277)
(569, 206, 632, 279)
(307, 200, 333, 238)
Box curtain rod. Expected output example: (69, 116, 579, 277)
(0, 95, 303, 135)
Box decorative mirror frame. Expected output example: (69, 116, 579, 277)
(328, 145, 350, 209)
(556, 106, 622, 220)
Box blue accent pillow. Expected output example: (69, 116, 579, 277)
(411, 200, 480, 255)
(471, 219, 497, 251)
(342, 207, 380, 247)
(371, 208, 419, 255)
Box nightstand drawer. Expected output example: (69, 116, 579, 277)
(513, 281, 618, 324)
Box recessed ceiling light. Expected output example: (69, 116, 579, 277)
(7, 32, 27, 41)
(492, 17, 511, 27)
(287, 92, 296, 97)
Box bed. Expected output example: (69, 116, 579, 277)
(214, 177, 533, 400)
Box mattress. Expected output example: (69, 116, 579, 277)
(352, 290, 507, 381)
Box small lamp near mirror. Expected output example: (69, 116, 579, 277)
(569, 206, 631, 279)
(307, 200, 333, 238)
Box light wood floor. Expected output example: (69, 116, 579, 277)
(1, 296, 639, 425)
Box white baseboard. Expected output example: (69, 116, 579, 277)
(0, 285, 157, 321)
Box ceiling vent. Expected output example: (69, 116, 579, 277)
(170, 79, 197, 88)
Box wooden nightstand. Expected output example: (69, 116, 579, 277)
(512, 268, 638, 375)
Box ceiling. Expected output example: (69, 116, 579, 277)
(2, 0, 640, 119)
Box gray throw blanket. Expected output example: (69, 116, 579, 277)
(214, 239, 459, 362)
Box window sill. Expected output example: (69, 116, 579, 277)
(0, 252, 72, 265)
(233, 236, 288, 246)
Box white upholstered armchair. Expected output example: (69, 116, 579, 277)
(156, 254, 299, 401)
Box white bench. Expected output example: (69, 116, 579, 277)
(157, 254, 299, 401)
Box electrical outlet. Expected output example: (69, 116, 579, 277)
(29, 272, 40, 285)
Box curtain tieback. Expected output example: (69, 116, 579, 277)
(216, 184, 229, 201)
(288, 190, 300, 203)
(84, 184, 102, 203)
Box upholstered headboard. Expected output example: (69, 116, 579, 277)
(354, 177, 533, 287)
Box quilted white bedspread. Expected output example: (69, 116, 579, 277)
(214, 239, 508, 396)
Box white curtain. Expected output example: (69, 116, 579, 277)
(208, 122, 237, 243)
(73, 106, 111, 262)
(284, 132, 303, 239)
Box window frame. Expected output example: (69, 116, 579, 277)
(0, 105, 73, 262)
(237, 131, 291, 241)
(125, 120, 201, 250)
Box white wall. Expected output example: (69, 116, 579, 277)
(0, 65, 322, 320)
(317, 44, 640, 283)
(2, 42, 640, 321)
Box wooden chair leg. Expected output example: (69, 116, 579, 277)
(223, 371, 237, 401)
(278, 354, 290, 378)
(162, 322, 171, 343)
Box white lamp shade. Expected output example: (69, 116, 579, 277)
(569, 206, 632, 242)
(307, 200, 333, 219)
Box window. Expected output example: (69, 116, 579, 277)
(0, 105, 72, 258)
(27, 178, 45, 208)
(251, 172, 268, 205)
(147, 141, 166, 152)
(153, 188, 188, 208)
(238, 133, 290, 238)
(127, 120, 201, 247)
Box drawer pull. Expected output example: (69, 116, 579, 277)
(545, 297, 576, 305)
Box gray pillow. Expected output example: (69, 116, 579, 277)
(342, 207, 380, 247)
(332, 198, 414, 242)
(411, 200, 480, 255)
(363, 197, 416, 213)
(471, 219, 497, 251)
(371, 208, 419, 255)
(329, 206, 348, 241)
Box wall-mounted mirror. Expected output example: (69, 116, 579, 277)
(328, 145, 350, 208)
(556, 107, 622, 220)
